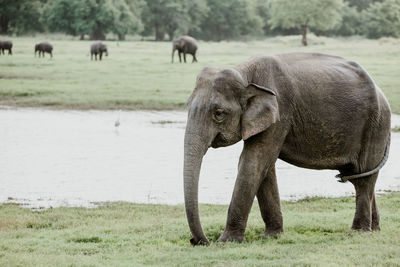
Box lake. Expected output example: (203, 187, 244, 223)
(1, 107, 399, 208)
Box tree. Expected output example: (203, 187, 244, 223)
(313, 3, 363, 36)
(74, 0, 118, 40)
(42, 0, 141, 40)
(0, 0, 43, 34)
(269, 0, 344, 45)
(198, 0, 263, 41)
(41, 0, 78, 36)
(111, 0, 143, 40)
(181, 0, 209, 38)
(362, 0, 400, 38)
(141, 0, 186, 41)
(331, 4, 363, 36)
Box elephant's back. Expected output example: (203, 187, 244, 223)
(181, 35, 198, 50)
(1, 40, 12, 48)
(274, 53, 383, 109)
(272, 53, 391, 171)
(39, 42, 53, 51)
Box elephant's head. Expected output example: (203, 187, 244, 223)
(172, 38, 185, 62)
(184, 67, 279, 245)
(103, 46, 108, 57)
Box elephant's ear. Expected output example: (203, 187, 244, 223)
(241, 83, 279, 140)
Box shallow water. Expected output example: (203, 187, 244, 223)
(0, 107, 399, 208)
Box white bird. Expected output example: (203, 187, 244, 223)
(115, 109, 121, 127)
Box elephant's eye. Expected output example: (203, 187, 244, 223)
(214, 109, 225, 122)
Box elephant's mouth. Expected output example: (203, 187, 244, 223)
(211, 132, 240, 148)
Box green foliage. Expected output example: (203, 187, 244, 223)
(183, 0, 209, 38)
(269, 0, 344, 45)
(0, 0, 43, 34)
(41, 0, 78, 36)
(41, 0, 142, 40)
(314, 3, 363, 36)
(269, 0, 344, 31)
(332, 4, 363, 36)
(111, 0, 143, 40)
(141, 0, 208, 41)
(198, 0, 263, 41)
(2, 0, 400, 41)
(362, 0, 400, 38)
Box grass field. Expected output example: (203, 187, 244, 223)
(0, 193, 399, 266)
(0, 35, 399, 113)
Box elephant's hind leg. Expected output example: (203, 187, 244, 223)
(256, 165, 283, 237)
(371, 193, 380, 231)
(350, 172, 379, 232)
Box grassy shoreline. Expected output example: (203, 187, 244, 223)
(0, 35, 399, 113)
(1, 193, 399, 266)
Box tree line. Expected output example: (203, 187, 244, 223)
(1, 0, 399, 43)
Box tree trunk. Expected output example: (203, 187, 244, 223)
(118, 33, 125, 41)
(90, 28, 105, 40)
(80, 34, 85, 40)
(0, 20, 9, 35)
(168, 29, 174, 41)
(155, 22, 164, 41)
(301, 25, 308, 46)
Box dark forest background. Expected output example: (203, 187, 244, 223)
(0, 0, 399, 42)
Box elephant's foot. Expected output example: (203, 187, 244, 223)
(217, 230, 245, 243)
(351, 223, 372, 232)
(351, 216, 372, 232)
(371, 224, 380, 231)
(371, 217, 380, 231)
(263, 227, 283, 238)
(371, 207, 380, 231)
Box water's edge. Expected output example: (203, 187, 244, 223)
(1, 107, 399, 209)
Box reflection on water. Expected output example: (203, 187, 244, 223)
(0, 107, 399, 208)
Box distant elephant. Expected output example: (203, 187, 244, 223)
(35, 42, 53, 58)
(184, 52, 391, 245)
(0, 40, 12, 55)
(91, 42, 108, 61)
(172, 35, 198, 63)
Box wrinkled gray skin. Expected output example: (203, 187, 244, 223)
(172, 35, 198, 63)
(0, 40, 12, 55)
(91, 42, 108, 61)
(35, 42, 53, 58)
(184, 52, 391, 245)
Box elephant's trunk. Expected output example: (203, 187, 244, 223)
(172, 47, 175, 63)
(183, 132, 209, 245)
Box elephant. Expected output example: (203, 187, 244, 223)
(0, 40, 12, 55)
(35, 42, 53, 58)
(172, 35, 198, 63)
(90, 42, 108, 61)
(183, 52, 391, 245)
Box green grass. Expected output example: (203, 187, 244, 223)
(0, 35, 399, 113)
(1, 193, 400, 266)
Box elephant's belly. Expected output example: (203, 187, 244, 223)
(278, 136, 358, 171)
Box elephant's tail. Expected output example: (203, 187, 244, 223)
(336, 133, 391, 183)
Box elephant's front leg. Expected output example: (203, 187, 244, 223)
(218, 139, 275, 243)
(257, 165, 283, 237)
